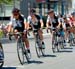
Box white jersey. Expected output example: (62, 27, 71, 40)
(9, 15, 24, 29)
(58, 17, 66, 29)
(46, 15, 59, 28)
(27, 15, 41, 31)
(58, 17, 64, 23)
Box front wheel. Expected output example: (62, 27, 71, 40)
(0, 43, 4, 67)
(35, 42, 41, 58)
(52, 40, 56, 53)
(17, 42, 25, 65)
(41, 48, 45, 56)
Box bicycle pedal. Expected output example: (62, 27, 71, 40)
(55, 43, 58, 46)
(23, 51, 26, 55)
(39, 47, 42, 49)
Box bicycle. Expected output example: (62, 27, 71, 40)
(51, 27, 63, 53)
(51, 28, 59, 53)
(15, 32, 31, 65)
(68, 31, 75, 46)
(66, 27, 75, 46)
(34, 31, 45, 58)
(57, 30, 66, 50)
(0, 42, 4, 67)
(0, 30, 4, 67)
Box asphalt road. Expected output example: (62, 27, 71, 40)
(1, 30, 75, 69)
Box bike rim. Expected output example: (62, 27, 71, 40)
(0, 61, 4, 67)
(35, 43, 41, 58)
(0, 43, 4, 67)
(17, 43, 24, 65)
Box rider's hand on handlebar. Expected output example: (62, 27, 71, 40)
(56, 26, 60, 29)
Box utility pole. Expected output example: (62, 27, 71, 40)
(13, 0, 16, 8)
(61, 0, 64, 15)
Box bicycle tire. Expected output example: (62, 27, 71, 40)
(41, 48, 45, 56)
(0, 43, 4, 67)
(17, 41, 25, 65)
(52, 40, 56, 53)
(35, 42, 41, 58)
(23, 43, 30, 63)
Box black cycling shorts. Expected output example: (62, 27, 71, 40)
(14, 27, 24, 32)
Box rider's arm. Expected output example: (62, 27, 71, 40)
(40, 19, 44, 28)
(57, 18, 62, 28)
(24, 18, 28, 30)
(7, 16, 13, 33)
(46, 16, 51, 28)
(27, 15, 32, 30)
(7, 22, 12, 33)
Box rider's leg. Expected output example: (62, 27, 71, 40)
(38, 29, 45, 49)
(24, 38, 30, 53)
(23, 32, 30, 53)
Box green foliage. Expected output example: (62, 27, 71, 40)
(0, 0, 13, 4)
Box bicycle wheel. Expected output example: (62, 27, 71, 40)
(0, 43, 4, 67)
(17, 41, 25, 65)
(57, 36, 64, 51)
(69, 33, 74, 46)
(23, 44, 30, 63)
(41, 48, 45, 56)
(35, 41, 41, 58)
(52, 40, 56, 53)
(52, 35, 58, 53)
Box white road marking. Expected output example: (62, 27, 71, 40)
(3, 65, 24, 68)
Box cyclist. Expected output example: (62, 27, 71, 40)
(58, 14, 66, 46)
(46, 9, 60, 43)
(27, 8, 45, 49)
(8, 8, 31, 54)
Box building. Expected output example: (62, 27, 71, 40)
(0, 0, 72, 17)
(20, 0, 73, 17)
(72, 0, 75, 12)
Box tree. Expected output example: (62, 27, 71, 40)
(0, 0, 13, 4)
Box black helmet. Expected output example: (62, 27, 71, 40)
(48, 9, 54, 14)
(12, 8, 20, 13)
(30, 8, 36, 14)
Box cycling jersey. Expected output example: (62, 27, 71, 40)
(58, 17, 65, 30)
(47, 15, 59, 28)
(9, 15, 25, 32)
(27, 15, 41, 32)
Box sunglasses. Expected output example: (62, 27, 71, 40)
(13, 13, 19, 16)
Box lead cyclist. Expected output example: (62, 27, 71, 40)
(7, 8, 31, 54)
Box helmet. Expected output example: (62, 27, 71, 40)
(30, 8, 36, 14)
(48, 9, 54, 14)
(12, 8, 20, 13)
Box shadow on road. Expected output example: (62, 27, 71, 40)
(0, 67, 16, 69)
(58, 50, 73, 53)
(25, 60, 43, 64)
(63, 47, 73, 49)
(43, 54, 56, 58)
